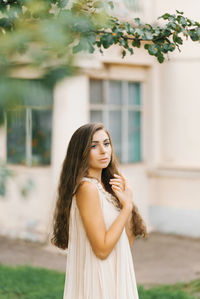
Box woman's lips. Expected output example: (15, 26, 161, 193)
(99, 158, 109, 162)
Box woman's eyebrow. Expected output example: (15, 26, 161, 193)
(92, 138, 110, 143)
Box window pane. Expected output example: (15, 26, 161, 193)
(123, 0, 141, 11)
(108, 81, 122, 105)
(7, 110, 26, 165)
(32, 109, 52, 166)
(90, 110, 103, 123)
(90, 79, 103, 103)
(128, 82, 141, 105)
(109, 111, 122, 161)
(128, 111, 141, 162)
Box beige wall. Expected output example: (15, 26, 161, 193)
(159, 62, 200, 168)
(147, 0, 200, 236)
(0, 166, 52, 242)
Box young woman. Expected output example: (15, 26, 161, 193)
(51, 122, 147, 299)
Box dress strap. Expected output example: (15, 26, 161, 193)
(81, 177, 104, 193)
(81, 177, 99, 184)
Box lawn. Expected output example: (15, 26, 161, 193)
(0, 263, 199, 299)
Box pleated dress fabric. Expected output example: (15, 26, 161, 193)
(63, 177, 139, 299)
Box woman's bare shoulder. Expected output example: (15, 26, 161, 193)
(77, 180, 98, 193)
(76, 180, 99, 206)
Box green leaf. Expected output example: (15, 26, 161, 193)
(134, 18, 141, 25)
(163, 28, 172, 37)
(167, 21, 177, 30)
(100, 33, 114, 48)
(169, 15, 176, 22)
(154, 28, 161, 35)
(159, 13, 171, 20)
(173, 24, 182, 33)
(161, 43, 175, 53)
(142, 31, 153, 40)
(144, 44, 150, 50)
(73, 41, 83, 53)
(188, 29, 199, 41)
(148, 44, 158, 55)
(173, 33, 183, 44)
(187, 19, 196, 26)
(167, 43, 176, 52)
(128, 47, 134, 55)
(87, 32, 96, 44)
(162, 44, 169, 53)
(122, 49, 126, 58)
(177, 15, 187, 26)
(157, 52, 164, 63)
(125, 23, 135, 34)
(176, 10, 184, 15)
(116, 30, 123, 38)
(145, 24, 153, 30)
(0, 18, 12, 30)
(135, 28, 143, 37)
(132, 39, 141, 48)
(73, 36, 94, 53)
(88, 42, 95, 53)
(96, 41, 101, 47)
(120, 38, 128, 48)
(197, 27, 200, 38)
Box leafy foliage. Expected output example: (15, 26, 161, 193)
(0, 1, 200, 79)
(96, 8, 200, 63)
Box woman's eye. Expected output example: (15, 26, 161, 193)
(91, 142, 110, 149)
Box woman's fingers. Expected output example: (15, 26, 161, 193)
(113, 173, 126, 189)
(111, 185, 121, 197)
(112, 185, 121, 191)
(109, 180, 123, 190)
(110, 179, 124, 191)
(119, 173, 127, 189)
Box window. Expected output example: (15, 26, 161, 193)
(111, 0, 142, 14)
(123, 0, 141, 11)
(89, 79, 142, 163)
(5, 80, 53, 166)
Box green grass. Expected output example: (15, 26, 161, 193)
(0, 263, 199, 299)
(0, 264, 65, 299)
(138, 281, 200, 299)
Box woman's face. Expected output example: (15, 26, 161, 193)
(88, 129, 112, 170)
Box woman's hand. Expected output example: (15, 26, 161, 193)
(109, 173, 133, 211)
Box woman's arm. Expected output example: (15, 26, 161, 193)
(125, 211, 135, 247)
(76, 181, 132, 260)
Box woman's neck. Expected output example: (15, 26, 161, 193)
(87, 169, 102, 182)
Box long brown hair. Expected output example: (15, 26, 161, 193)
(51, 123, 147, 249)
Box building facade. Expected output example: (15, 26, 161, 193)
(0, 0, 200, 242)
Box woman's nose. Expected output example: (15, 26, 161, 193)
(99, 144, 106, 153)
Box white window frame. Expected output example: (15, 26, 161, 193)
(5, 106, 52, 167)
(90, 79, 143, 163)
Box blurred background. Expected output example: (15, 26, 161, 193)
(0, 0, 200, 298)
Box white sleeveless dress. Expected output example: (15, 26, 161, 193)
(63, 177, 139, 299)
